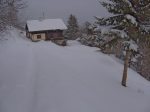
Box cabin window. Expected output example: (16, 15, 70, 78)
(37, 35, 41, 39)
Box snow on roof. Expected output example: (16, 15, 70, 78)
(27, 19, 67, 32)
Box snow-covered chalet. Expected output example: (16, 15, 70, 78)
(25, 19, 67, 41)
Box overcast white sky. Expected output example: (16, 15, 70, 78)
(24, 0, 110, 24)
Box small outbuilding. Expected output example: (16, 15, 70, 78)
(25, 19, 67, 41)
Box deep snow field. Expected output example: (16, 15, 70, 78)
(0, 29, 150, 112)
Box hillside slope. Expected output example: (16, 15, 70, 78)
(0, 29, 150, 112)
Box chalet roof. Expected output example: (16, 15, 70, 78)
(27, 19, 67, 32)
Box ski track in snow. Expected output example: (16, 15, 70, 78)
(0, 30, 150, 112)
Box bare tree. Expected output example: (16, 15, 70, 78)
(0, 0, 26, 32)
(0, 0, 8, 32)
(6, 0, 27, 26)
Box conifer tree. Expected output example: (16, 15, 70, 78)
(65, 14, 79, 40)
(96, 0, 150, 86)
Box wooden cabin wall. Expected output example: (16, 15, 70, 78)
(27, 30, 64, 41)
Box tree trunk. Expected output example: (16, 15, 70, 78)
(122, 50, 130, 87)
(115, 41, 121, 58)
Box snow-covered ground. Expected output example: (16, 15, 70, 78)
(0, 29, 150, 112)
